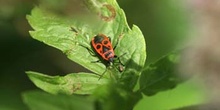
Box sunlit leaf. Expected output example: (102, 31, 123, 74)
(27, 0, 146, 89)
(22, 90, 94, 110)
(26, 71, 108, 95)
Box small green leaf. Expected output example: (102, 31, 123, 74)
(92, 84, 142, 110)
(22, 90, 94, 110)
(26, 71, 108, 95)
(135, 79, 206, 110)
(26, 0, 146, 87)
(139, 51, 183, 96)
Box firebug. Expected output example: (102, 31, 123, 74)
(82, 34, 125, 79)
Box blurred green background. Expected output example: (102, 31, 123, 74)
(0, 0, 205, 110)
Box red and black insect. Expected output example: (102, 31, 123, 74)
(87, 34, 125, 78)
(91, 34, 117, 63)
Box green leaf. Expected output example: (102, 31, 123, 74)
(92, 84, 142, 110)
(26, 71, 108, 95)
(135, 79, 206, 110)
(26, 0, 146, 87)
(22, 90, 94, 110)
(139, 51, 183, 96)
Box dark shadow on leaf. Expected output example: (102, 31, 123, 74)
(139, 51, 186, 96)
(119, 58, 143, 90)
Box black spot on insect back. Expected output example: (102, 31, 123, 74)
(94, 35, 104, 44)
(105, 51, 112, 58)
(96, 45, 101, 49)
(103, 40, 108, 44)
(103, 46, 110, 53)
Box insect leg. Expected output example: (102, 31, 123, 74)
(98, 67, 107, 80)
(113, 37, 119, 50)
(79, 44, 103, 64)
(114, 53, 126, 65)
(78, 44, 97, 57)
(70, 27, 78, 33)
(91, 60, 101, 63)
